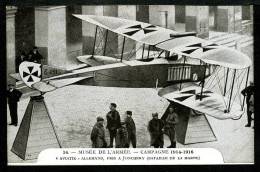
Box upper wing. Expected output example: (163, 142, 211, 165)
(156, 36, 252, 69)
(73, 14, 177, 45)
(158, 83, 244, 120)
(74, 15, 251, 69)
(77, 55, 122, 66)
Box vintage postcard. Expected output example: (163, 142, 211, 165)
(5, 4, 254, 165)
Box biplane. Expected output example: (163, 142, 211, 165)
(13, 14, 251, 119)
(10, 14, 252, 159)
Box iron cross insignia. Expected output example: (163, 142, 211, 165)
(19, 61, 42, 88)
(123, 24, 157, 36)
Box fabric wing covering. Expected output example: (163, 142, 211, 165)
(74, 14, 251, 69)
(157, 36, 251, 69)
(73, 14, 177, 45)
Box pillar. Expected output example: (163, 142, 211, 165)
(136, 5, 149, 23)
(6, 6, 17, 86)
(185, 6, 209, 38)
(175, 5, 185, 23)
(66, 6, 82, 63)
(15, 7, 35, 58)
(149, 5, 175, 30)
(216, 6, 242, 33)
(35, 6, 67, 67)
(242, 6, 252, 20)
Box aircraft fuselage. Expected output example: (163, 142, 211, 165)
(77, 59, 212, 88)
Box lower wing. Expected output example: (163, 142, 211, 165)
(158, 83, 244, 120)
(32, 76, 93, 93)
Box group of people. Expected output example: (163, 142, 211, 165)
(91, 103, 136, 148)
(15, 46, 43, 72)
(90, 103, 179, 148)
(148, 106, 179, 148)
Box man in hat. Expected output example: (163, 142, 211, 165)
(241, 81, 255, 127)
(115, 121, 129, 148)
(90, 116, 107, 148)
(164, 106, 179, 148)
(106, 103, 121, 147)
(124, 111, 136, 148)
(148, 113, 164, 148)
(31, 46, 43, 64)
(6, 84, 22, 126)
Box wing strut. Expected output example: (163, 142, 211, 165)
(179, 56, 187, 91)
(223, 68, 229, 96)
(242, 67, 250, 110)
(147, 45, 150, 58)
(120, 36, 126, 62)
(141, 43, 145, 59)
(92, 26, 98, 57)
(156, 50, 165, 58)
(103, 29, 108, 56)
(226, 69, 236, 113)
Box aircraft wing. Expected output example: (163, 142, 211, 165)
(158, 83, 244, 120)
(9, 73, 22, 81)
(73, 14, 178, 45)
(32, 76, 92, 92)
(46, 62, 128, 80)
(77, 55, 122, 66)
(74, 15, 251, 70)
(156, 36, 251, 69)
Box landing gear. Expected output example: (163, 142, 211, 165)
(192, 109, 204, 116)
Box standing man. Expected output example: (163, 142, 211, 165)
(124, 111, 136, 148)
(241, 81, 255, 127)
(31, 46, 43, 64)
(106, 103, 121, 147)
(115, 121, 129, 148)
(90, 116, 107, 148)
(6, 84, 22, 126)
(164, 106, 179, 148)
(148, 113, 164, 148)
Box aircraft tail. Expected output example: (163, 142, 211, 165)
(18, 61, 90, 93)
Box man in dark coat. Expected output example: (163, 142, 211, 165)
(125, 111, 136, 148)
(241, 81, 255, 127)
(115, 122, 129, 148)
(31, 46, 43, 64)
(148, 113, 164, 148)
(6, 84, 22, 126)
(91, 116, 107, 148)
(106, 103, 121, 147)
(27, 53, 33, 62)
(164, 106, 179, 148)
(15, 52, 26, 72)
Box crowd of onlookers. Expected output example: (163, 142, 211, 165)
(15, 46, 43, 72)
(91, 103, 179, 148)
